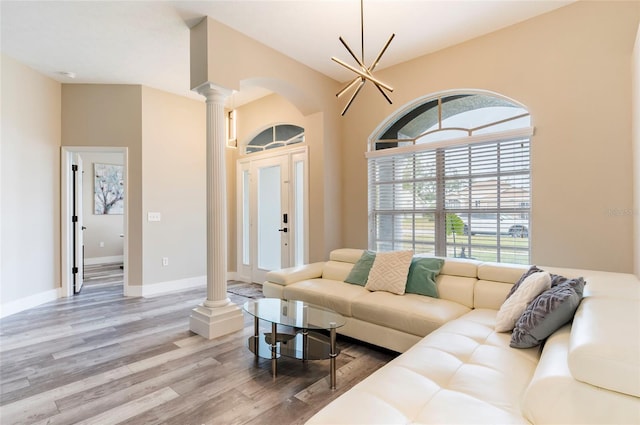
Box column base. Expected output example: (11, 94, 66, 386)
(189, 302, 244, 340)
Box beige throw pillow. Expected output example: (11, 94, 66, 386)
(495, 271, 552, 332)
(364, 250, 414, 295)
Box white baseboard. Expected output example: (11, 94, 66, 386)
(125, 275, 206, 298)
(1, 272, 243, 317)
(85, 255, 124, 265)
(0, 288, 61, 319)
(233, 272, 252, 283)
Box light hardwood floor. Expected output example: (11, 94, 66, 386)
(0, 265, 396, 425)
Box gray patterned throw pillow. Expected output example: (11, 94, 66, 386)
(510, 276, 585, 349)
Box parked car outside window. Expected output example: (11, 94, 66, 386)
(459, 213, 529, 237)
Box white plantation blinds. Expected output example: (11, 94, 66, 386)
(368, 137, 531, 264)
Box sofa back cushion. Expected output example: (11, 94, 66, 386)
(478, 262, 529, 285)
(435, 258, 480, 308)
(329, 248, 364, 263)
(436, 275, 476, 308)
(323, 260, 355, 282)
(475, 262, 528, 309)
(322, 248, 364, 281)
(440, 257, 480, 278)
(474, 280, 513, 310)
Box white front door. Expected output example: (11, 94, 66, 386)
(254, 155, 288, 282)
(238, 148, 308, 283)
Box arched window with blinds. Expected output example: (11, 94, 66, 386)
(368, 91, 533, 264)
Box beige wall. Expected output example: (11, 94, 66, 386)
(80, 152, 124, 260)
(62, 84, 144, 285)
(1, 54, 61, 305)
(3, 2, 638, 314)
(235, 94, 305, 143)
(340, 1, 639, 273)
(232, 94, 334, 267)
(633, 22, 640, 278)
(63, 84, 209, 287)
(140, 86, 206, 284)
(231, 93, 305, 271)
(192, 18, 343, 262)
(232, 93, 343, 264)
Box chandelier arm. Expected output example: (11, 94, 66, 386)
(337, 76, 362, 98)
(342, 78, 366, 116)
(331, 0, 394, 115)
(369, 33, 395, 73)
(331, 57, 393, 92)
(339, 37, 366, 70)
(360, 0, 364, 64)
(373, 82, 394, 104)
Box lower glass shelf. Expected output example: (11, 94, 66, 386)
(247, 331, 339, 361)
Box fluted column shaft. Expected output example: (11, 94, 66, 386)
(189, 82, 243, 340)
(198, 84, 230, 307)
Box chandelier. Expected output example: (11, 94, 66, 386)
(331, 0, 395, 115)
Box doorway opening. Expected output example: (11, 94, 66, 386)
(61, 147, 128, 297)
(236, 146, 308, 283)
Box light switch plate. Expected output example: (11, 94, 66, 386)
(148, 212, 161, 222)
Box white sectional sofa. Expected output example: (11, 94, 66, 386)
(263, 248, 640, 424)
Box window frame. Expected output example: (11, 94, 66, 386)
(244, 123, 305, 155)
(367, 90, 534, 264)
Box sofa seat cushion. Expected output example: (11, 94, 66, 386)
(351, 292, 471, 337)
(308, 309, 540, 425)
(282, 279, 369, 317)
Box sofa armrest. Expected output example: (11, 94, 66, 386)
(265, 262, 325, 286)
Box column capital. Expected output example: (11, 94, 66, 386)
(192, 82, 232, 103)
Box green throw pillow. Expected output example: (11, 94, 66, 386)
(344, 250, 376, 286)
(405, 257, 444, 298)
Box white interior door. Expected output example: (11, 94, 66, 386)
(73, 153, 84, 293)
(237, 147, 308, 284)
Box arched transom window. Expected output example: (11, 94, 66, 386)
(245, 124, 304, 154)
(368, 91, 533, 264)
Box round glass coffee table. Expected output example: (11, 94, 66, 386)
(243, 298, 346, 389)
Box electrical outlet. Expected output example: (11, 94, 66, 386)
(162, 257, 169, 266)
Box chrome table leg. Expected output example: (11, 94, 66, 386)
(271, 322, 277, 378)
(330, 327, 337, 389)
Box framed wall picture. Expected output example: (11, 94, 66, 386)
(94, 163, 124, 214)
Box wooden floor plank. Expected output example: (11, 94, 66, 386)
(0, 265, 397, 425)
(73, 386, 180, 425)
(54, 357, 220, 416)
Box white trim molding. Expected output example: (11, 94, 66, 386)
(0, 288, 61, 319)
(125, 276, 207, 298)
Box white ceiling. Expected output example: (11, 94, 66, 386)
(0, 0, 574, 105)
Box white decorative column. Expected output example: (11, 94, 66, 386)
(190, 82, 244, 339)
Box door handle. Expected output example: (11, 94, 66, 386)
(278, 228, 288, 233)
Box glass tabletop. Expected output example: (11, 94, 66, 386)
(243, 298, 346, 330)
